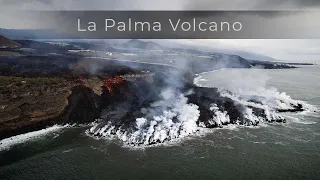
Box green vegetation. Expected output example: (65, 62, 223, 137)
(0, 76, 65, 86)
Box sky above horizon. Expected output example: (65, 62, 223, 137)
(0, 0, 320, 62)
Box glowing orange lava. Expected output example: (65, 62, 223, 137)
(103, 76, 125, 94)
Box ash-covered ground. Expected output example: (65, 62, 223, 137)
(85, 66, 306, 146)
(0, 38, 310, 146)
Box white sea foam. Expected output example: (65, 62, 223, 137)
(197, 68, 316, 113)
(195, 68, 319, 127)
(88, 86, 310, 147)
(88, 68, 317, 148)
(62, 149, 73, 153)
(193, 69, 221, 87)
(193, 75, 205, 87)
(283, 114, 317, 125)
(89, 88, 201, 146)
(0, 125, 66, 151)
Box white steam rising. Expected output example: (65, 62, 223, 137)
(89, 88, 201, 145)
(198, 68, 311, 123)
(199, 104, 231, 128)
(88, 67, 316, 147)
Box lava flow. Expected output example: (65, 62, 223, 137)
(103, 76, 125, 94)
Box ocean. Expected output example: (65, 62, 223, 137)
(0, 65, 319, 180)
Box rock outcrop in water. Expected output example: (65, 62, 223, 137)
(0, 65, 306, 143)
(0, 40, 306, 143)
(87, 78, 304, 146)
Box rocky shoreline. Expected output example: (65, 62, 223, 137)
(0, 65, 306, 143)
(87, 80, 306, 145)
(0, 36, 307, 143)
(0, 76, 104, 140)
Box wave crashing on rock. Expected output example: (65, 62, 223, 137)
(87, 85, 309, 147)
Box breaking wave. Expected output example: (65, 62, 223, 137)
(193, 70, 220, 87)
(0, 125, 66, 151)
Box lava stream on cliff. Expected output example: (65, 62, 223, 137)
(103, 76, 125, 94)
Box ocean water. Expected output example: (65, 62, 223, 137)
(0, 66, 319, 180)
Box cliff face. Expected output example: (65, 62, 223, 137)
(0, 73, 306, 143)
(0, 55, 304, 142)
(0, 77, 104, 140)
(60, 86, 101, 124)
(0, 72, 161, 140)
(0, 35, 20, 48)
(0, 77, 71, 139)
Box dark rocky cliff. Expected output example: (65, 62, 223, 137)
(0, 35, 20, 48)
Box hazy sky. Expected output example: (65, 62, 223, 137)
(0, 0, 320, 62)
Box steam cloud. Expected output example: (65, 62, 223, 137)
(89, 88, 201, 145)
(84, 54, 312, 147)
